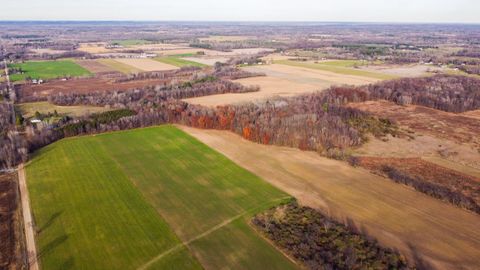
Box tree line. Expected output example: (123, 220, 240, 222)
(2, 74, 478, 170)
(320, 74, 480, 113)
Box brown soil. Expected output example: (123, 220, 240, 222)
(461, 109, 480, 120)
(0, 173, 22, 270)
(75, 60, 120, 75)
(179, 126, 480, 270)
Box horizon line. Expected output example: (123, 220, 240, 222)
(0, 20, 479, 25)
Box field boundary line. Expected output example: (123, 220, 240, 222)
(18, 164, 39, 270)
(137, 196, 291, 270)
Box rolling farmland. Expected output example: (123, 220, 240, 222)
(25, 126, 297, 270)
(8, 60, 91, 82)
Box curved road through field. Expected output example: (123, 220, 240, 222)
(179, 126, 480, 270)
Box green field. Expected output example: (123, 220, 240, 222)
(26, 126, 297, 269)
(111, 39, 153, 46)
(8, 60, 91, 82)
(275, 59, 397, 80)
(154, 57, 207, 68)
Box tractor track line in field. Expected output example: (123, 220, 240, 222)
(137, 196, 291, 270)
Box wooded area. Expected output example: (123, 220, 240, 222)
(253, 201, 411, 270)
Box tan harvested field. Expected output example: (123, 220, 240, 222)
(185, 76, 321, 106)
(184, 64, 379, 106)
(113, 58, 180, 71)
(17, 101, 109, 118)
(179, 126, 480, 270)
(360, 64, 444, 77)
(75, 59, 119, 74)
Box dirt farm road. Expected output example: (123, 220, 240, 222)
(179, 126, 480, 270)
(18, 164, 39, 270)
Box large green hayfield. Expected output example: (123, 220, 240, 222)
(26, 126, 297, 270)
(8, 60, 91, 82)
(275, 59, 397, 80)
(154, 56, 207, 68)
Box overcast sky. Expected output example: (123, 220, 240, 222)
(1, 0, 479, 23)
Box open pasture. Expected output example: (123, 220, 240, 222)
(8, 60, 91, 82)
(26, 126, 297, 270)
(113, 58, 179, 71)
